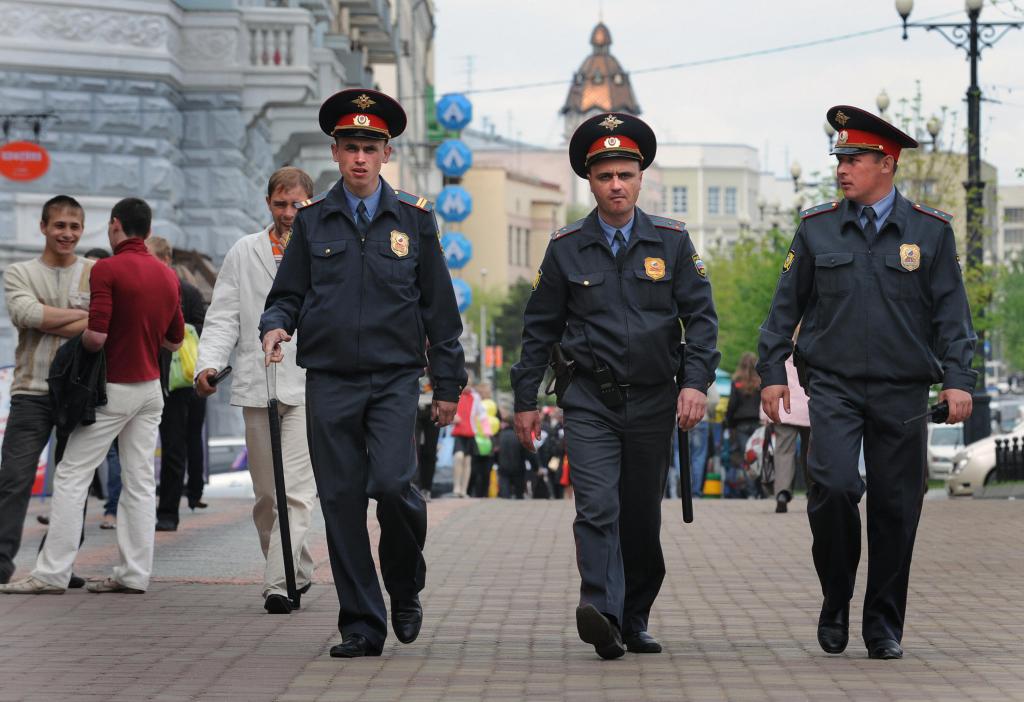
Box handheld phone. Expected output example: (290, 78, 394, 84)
(209, 366, 233, 387)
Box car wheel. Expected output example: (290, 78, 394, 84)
(983, 469, 997, 486)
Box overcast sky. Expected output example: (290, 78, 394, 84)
(433, 0, 1024, 185)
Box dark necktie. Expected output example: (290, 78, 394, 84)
(356, 201, 370, 240)
(613, 230, 627, 270)
(863, 206, 877, 241)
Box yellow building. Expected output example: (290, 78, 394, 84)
(453, 167, 565, 292)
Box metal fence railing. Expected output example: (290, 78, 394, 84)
(994, 437, 1024, 483)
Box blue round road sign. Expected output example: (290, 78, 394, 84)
(437, 185, 472, 223)
(441, 231, 473, 270)
(436, 139, 473, 178)
(451, 277, 472, 313)
(436, 93, 473, 132)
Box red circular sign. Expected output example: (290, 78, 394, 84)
(0, 141, 50, 181)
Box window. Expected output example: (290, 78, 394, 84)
(672, 186, 688, 214)
(1005, 207, 1024, 223)
(724, 187, 737, 215)
(1006, 228, 1024, 245)
(507, 225, 515, 265)
(707, 187, 720, 215)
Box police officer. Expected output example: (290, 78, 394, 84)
(260, 88, 467, 658)
(757, 105, 975, 660)
(511, 113, 719, 659)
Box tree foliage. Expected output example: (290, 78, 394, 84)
(706, 229, 790, 373)
(992, 262, 1024, 371)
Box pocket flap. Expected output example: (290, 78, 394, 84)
(311, 240, 346, 258)
(814, 252, 854, 268)
(568, 272, 605, 287)
(633, 268, 673, 282)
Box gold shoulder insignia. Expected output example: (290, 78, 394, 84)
(395, 189, 434, 213)
(552, 219, 585, 240)
(296, 191, 327, 210)
(911, 202, 953, 224)
(800, 201, 839, 220)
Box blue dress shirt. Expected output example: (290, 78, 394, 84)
(857, 187, 896, 230)
(598, 210, 635, 254)
(343, 178, 383, 223)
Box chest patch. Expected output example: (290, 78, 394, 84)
(899, 243, 920, 271)
(391, 230, 410, 257)
(644, 257, 666, 280)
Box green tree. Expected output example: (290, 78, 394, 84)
(706, 229, 789, 373)
(992, 261, 1024, 371)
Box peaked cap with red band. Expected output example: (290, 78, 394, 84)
(318, 88, 407, 140)
(827, 105, 918, 162)
(569, 112, 657, 179)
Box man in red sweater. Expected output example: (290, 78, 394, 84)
(1, 198, 184, 595)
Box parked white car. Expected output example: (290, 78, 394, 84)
(946, 420, 1024, 497)
(927, 423, 964, 479)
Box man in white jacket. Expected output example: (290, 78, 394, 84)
(194, 167, 318, 614)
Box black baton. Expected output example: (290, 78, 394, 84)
(677, 344, 694, 524)
(902, 401, 949, 426)
(266, 364, 298, 606)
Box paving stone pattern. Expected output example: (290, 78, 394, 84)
(1, 497, 1022, 701)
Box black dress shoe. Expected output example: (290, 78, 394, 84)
(155, 520, 177, 532)
(329, 633, 383, 658)
(817, 603, 850, 654)
(391, 595, 423, 644)
(36, 515, 50, 525)
(576, 604, 626, 660)
(189, 501, 208, 510)
(68, 574, 85, 589)
(264, 593, 293, 614)
(867, 638, 903, 660)
(624, 630, 663, 653)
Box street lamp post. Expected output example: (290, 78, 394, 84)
(896, 0, 1022, 442)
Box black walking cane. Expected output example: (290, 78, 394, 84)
(265, 363, 298, 607)
(677, 344, 694, 524)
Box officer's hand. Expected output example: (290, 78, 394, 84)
(195, 368, 218, 398)
(432, 399, 458, 427)
(939, 388, 973, 424)
(262, 328, 291, 366)
(514, 410, 541, 452)
(676, 388, 707, 431)
(761, 385, 790, 424)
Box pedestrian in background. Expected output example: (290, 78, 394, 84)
(0, 196, 93, 585)
(512, 112, 719, 659)
(495, 417, 526, 499)
(758, 105, 975, 660)
(724, 352, 761, 498)
(760, 356, 809, 513)
(450, 379, 480, 498)
(195, 166, 319, 615)
(147, 236, 207, 532)
(261, 89, 466, 657)
(2, 197, 183, 595)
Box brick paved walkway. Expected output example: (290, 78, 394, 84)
(1, 496, 1022, 701)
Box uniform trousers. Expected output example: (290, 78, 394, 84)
(306, 368, 427, 648)
(806, 368, 928, 645)
(561, 376, 676, 636)
(33, 381, 163, 590)
(242, 404, 317, 598)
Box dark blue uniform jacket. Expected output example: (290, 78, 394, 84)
(511, 207, 719, 412)
(757, 190, 976, 391)
(259, 177, 467, 402)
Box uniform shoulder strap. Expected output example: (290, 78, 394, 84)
(911, 201, 953, 223)
(552, 219, 585, 240)
(800, 201, 839, 220)
(647, 214, 686, 232)
(395, 189, 434, 213)
(296, 191, 328, 210)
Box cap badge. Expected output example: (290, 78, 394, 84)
(354, 114, 370, 127)
(604, 136, 621, 149)
(837, 130, 849, 145)
(899, 243, 920, 271)
(835, 110, 849, 126)
(691, 253, 707, 278)
(391, 230, 410, 257)
(352, 93, 376, 110)
(644, 257, 666, 281)
(599, 114, 623, 131)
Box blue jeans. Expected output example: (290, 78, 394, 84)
(689, 420, 710, 497)
(102, 440, 121, 517)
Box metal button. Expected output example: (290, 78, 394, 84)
(325, 248, 331, 254)
(584, 280, 590, 286)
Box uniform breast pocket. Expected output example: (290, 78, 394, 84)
(377, 241, 417, 285)
(632, 269, 673, 311)
(814, 252, 855, 296)
(883, 255, 924, 301)
(568, 272, 606, 315)
(310, 239, 347, 286)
